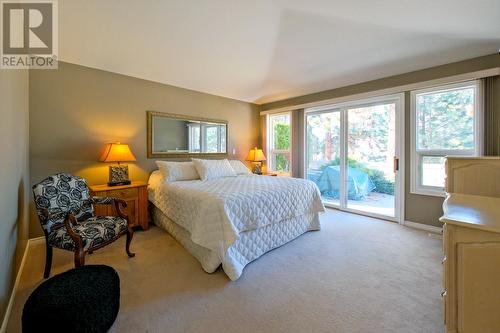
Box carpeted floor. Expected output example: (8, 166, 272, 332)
(5, 209, 443, 333)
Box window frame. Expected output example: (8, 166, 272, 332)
(267, 111, 293, 176)
(410, 80, 483, 197)
(187, 123, 201, 152)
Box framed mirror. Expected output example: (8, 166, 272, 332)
(147, 111, 228, 158)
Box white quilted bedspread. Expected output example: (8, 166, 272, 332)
(149, 173, 325, 255)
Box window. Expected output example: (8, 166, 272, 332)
(188, 123, 200, 152)
(410, 81, 482, 196)
(267, 112, 292, 175)
(188, 122, 226, 153)
(201, 123, 226, 153)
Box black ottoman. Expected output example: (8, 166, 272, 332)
(22, 265, 120, 333)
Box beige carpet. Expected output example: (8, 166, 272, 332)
(5, 209, 443, 333)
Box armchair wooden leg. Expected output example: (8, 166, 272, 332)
(74, 247, 85, 268)
(126, 228, 135, 258)
(43, 243, 53, 279)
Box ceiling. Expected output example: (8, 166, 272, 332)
(59, 0, 500, 104)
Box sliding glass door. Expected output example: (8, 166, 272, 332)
(305, 95, 403, 221)
(306, 110, 342, 207)
(346, 103, 397, 217)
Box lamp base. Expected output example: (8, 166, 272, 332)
(108, 165, 131, 186)
(250, 161, 263, 174)
(107, 180, 131, 187)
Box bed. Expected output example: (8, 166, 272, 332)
(148, 169, 325, 280)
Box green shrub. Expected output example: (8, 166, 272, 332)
(366, 169, 394, 195)
(320, 158, 395, 195)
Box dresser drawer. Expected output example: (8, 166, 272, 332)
(108, 188, 138, 199)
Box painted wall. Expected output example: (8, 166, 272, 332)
(261, 54, 500, 111)
(0, 70, 30, 324)
(29, 61, 260, 237)
(260, 54, 500, 227)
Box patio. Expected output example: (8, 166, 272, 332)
(322, 192, 395, 217)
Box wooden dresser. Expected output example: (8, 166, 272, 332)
(90, 181, 149, 230)
(440, 157, 500, 333)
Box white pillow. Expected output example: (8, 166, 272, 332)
(155, 161, 200, 182)
(148, 170, 164, 188)
(229, 160, 252, 175)
(191, 158, 237, 181)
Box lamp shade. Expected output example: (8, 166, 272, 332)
(246, 147, 266, 162)
(100, 143, 136, 162)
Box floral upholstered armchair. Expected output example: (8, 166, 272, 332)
(33, 173, 135, 278)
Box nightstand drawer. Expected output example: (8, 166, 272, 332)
(89, 181, 149, 230)
(108, 188, 138, 199)
(112, 198, 138, 226)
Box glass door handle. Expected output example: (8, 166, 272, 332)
(393, 157, 399, 173)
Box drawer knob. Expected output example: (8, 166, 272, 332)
(441, 290, 447, 298)
(442, 256, 447, 264)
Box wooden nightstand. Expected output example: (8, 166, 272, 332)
(89, 181, 149, 230)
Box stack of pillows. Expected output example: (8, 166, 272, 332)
(156, 159, 252, 182)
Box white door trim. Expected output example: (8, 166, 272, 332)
(396, 93, 405, 224)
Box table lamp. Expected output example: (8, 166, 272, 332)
(246, 147, 266, 174)
(100, 143, 136, 186)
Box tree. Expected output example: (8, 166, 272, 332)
(417, 88, 474, 150)
(274, 123, 290, 172)
(275, 123, 290, 150)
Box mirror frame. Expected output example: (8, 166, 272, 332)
(147, 110, 229, 158)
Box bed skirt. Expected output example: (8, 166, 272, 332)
(151, 206, 321, 280)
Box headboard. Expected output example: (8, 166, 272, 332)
(445, 157, 500, 197)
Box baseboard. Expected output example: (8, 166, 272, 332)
(0, 236, 43, 333)
(404, 220, 442, 234)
